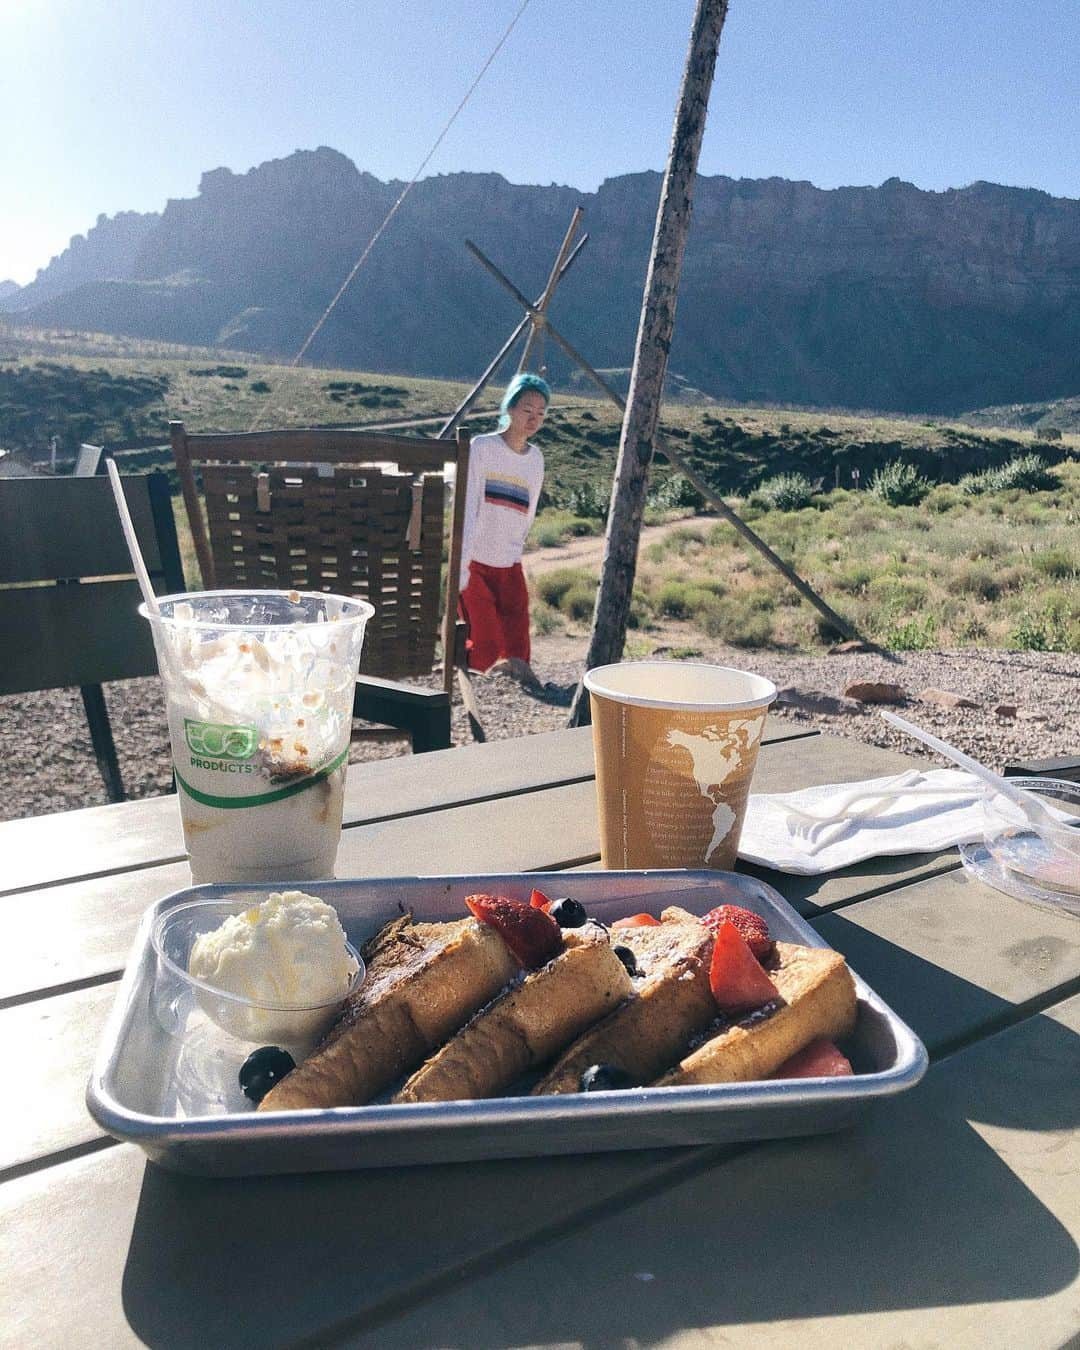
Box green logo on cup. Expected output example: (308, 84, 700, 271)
(184, 719, 258, 760)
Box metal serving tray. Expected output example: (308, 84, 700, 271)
(87, 871, 928, 1176)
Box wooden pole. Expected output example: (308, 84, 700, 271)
(568, 0, 731, 726)
(438, 227, 589, 440)
(465, 243, 867, 650)
(467, 245, 864, 650)
(518, 207, 584, 374)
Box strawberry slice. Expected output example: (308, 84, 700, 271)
(773, 1037, 854, 1079)
(529, 888, 552, 912)
(612, 913, 661, 927)
(709, 921, 778, 1015)
(701, 904, 774, 961)
(466, 893, 562, 969)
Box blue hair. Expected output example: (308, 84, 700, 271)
(497, 372, 551, 432)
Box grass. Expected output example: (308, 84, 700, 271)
(526, 461, 1079, 653)
(4, 325, 1077, 653)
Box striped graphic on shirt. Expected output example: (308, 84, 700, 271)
(484, 473, 531, 513)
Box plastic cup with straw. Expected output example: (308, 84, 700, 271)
(105, 459, 373, 884)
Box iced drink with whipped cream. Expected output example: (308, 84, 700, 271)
(142, 590, 372, 883)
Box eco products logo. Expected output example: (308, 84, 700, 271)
(184, 720, 258, 761)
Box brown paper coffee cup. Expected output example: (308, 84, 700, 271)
(585, 662, 777, 871)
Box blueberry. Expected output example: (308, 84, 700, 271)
(239, 1046, 296, 1103)
(612, 944, 639, 976)
(579, 1063, 636, 1092)
(548, 897, 588, 928)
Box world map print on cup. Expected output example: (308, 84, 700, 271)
(141, 590, 372, 885)
(585, 662, 777, 871)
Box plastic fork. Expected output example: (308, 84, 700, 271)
(881, 710, 1080, 862)
(784, 769, 981, 845)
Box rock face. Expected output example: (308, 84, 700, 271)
(843, 681, 908, 705)
(7, 149, 1080, 413)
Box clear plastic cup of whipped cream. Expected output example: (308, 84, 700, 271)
(141, 590, 373, 884)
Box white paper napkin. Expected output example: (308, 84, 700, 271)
(738, 768, 986, 874)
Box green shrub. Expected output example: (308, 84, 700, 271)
(879, 614, 937, 650)
(653, 579, 698, 619)
(947, 562, 1003, 601)
(534, 567, 591, 609)
(925, 484, 963, 513)
(833, 562, 874, 595)
(955, 614, 989, 643)
(627, 591, 654, 630)
(647, 474, 705, 511)
(868, 461, 930, 506)
(1033, 547, 1076, 580)
(652, 578, 723, 620)
(958, 470, 987, 496)
(249, 380, 271, 394)
(962, 454, 1058, 496)
(561, 581, 597, 622)
(530, 603, 563, 636)
(994, 454, 1058, 491)
(530, 512, 598, 547)
(964, 534, 1007, 560)
(1008, 610, 1071, 652)
(752, 473, 815, 511)
(563, 481, 609, 519)
(650, 525, 707, 560)
(721, 606, 775, 648)
(867, 575, 929, 609)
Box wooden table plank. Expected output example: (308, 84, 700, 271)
(0, 862, 192, 1003)
(1, 983, 115, 1175)
(812, 866, 1080, 1054)
(3, 734, 917, 1000)
(6, 995, 1078, 1350)
(0, 1140, 710, 1350)
(0, 779, 605, 1002)
(326, 993, 1080, 1350)
(0, 724, 809, 895)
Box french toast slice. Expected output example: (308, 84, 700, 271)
(653, 941, 857, 1087)
(394, 925, 633, 1103)
(258, 914, 518, 1111)
(533, 911, 716, 1094)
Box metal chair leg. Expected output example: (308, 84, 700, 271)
(80, 684, 125, 803)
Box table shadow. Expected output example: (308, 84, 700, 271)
(119, 932, 1079, 1349)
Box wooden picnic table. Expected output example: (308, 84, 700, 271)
(3, 723, 1078, 1349)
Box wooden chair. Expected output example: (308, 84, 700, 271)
(0, 470, 185, 803)
(169, 422, 471, 752)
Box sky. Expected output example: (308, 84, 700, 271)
(2, 0, 1078, 286)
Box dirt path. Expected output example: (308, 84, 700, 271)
(523, 515, 704, 576)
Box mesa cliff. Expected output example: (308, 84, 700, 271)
(6, 147, 1079, 413)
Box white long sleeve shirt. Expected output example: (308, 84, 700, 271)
(459, 432, 545, 588)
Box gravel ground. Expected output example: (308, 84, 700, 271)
(2, 635, 1076, 822)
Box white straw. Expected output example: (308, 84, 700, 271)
(105, 458, 160, 616)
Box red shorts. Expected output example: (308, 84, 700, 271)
(459, 561, 531, 672)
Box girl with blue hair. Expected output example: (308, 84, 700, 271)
(458, 372, 550, 679)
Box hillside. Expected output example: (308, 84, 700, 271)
(961, 394, 1080, 435)
(0, 335, 1074, 509)
(5, 148, 1080, 414)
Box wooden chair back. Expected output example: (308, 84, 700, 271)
(0, 470, 184, 695)
(0, 469, 185, 802)
(170, 423, 470, 694)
